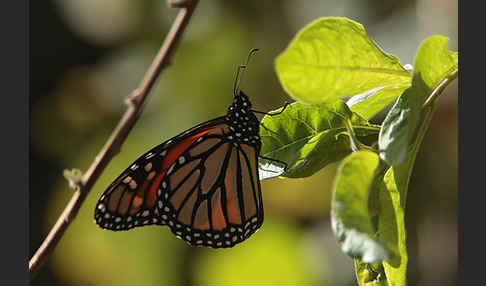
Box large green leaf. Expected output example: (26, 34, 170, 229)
(258, 100, 379, 179)
(330, 151, 392, 263)
(379, 35, 458, 165)
(275, 17, 410, 119)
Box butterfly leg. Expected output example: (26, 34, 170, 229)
(252, 101, 290, 116)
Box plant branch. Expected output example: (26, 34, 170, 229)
(29, 0, 199, 280)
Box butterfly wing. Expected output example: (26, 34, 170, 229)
(94, 117, 228, 230)
(161, 135, 263, 248)
(94, 117, 263, 248)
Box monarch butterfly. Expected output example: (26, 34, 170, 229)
(94, 49, 288, 248)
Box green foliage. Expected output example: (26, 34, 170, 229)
(330, 151, 391, 263)
(379, 36, 458, 165)
(275, 17, 410, 120)
(262, 17, 458, 286)
(259, 100, 379, 178)
(377, 165, 409, 286)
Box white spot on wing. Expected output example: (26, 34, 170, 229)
(97, 204, 106, 212)
(167, 164, 175, 175)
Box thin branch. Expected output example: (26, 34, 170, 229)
(29, 0, 199, 280)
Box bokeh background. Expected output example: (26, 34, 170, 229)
(30, 1, 458, 285)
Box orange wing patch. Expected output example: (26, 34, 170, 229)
(163, 130, 212, 169)
(211, 188, 227, 230)
(224, 148, 242, 224)
(194, 200, 210, 230)
(148, 171, 165, 206)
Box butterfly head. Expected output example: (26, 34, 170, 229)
(226, 91, 260, 145)
(230, 90, 252, 111)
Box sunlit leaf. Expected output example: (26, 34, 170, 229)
(330, 151, 392, 263)
(346, 84, 409, 120)
(411, 36, 458, 95)
(259, 100, 379, 179)
(275, 17, 410, 119)
(377, 88, 419, 166)
(379, 36, 458, 165)
(376, 163, 411, 286)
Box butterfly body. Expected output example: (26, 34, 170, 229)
(95, 91, 264, 248)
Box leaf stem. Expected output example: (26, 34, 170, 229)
(28, 0, 199, 280)
(422, 67, 458, 110)
(344, 118, 377, 153)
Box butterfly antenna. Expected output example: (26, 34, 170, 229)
(233, 48, 259, 97)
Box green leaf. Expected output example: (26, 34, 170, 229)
(374, 34, 459, 281)
(352, 152, 411, 286)
(412, 36, 458, 95)
(275, 17, 410, 118)
(375, 163, 412, 286)
(259, 100, 379, 178)
(377, 88, 419, 165)
(347, 84, 409, 120)
(379, 35, 458, 165)
(330, 151, 392, 263)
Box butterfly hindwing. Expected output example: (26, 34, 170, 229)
(156, 132, 263, 248)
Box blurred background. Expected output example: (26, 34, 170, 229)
(30, 0, 458, 285)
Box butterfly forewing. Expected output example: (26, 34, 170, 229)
(94, 118, 226, 231)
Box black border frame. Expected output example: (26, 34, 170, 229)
(3, 0, 28, 284)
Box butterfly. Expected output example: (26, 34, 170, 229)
(94, 49, 289, 248)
